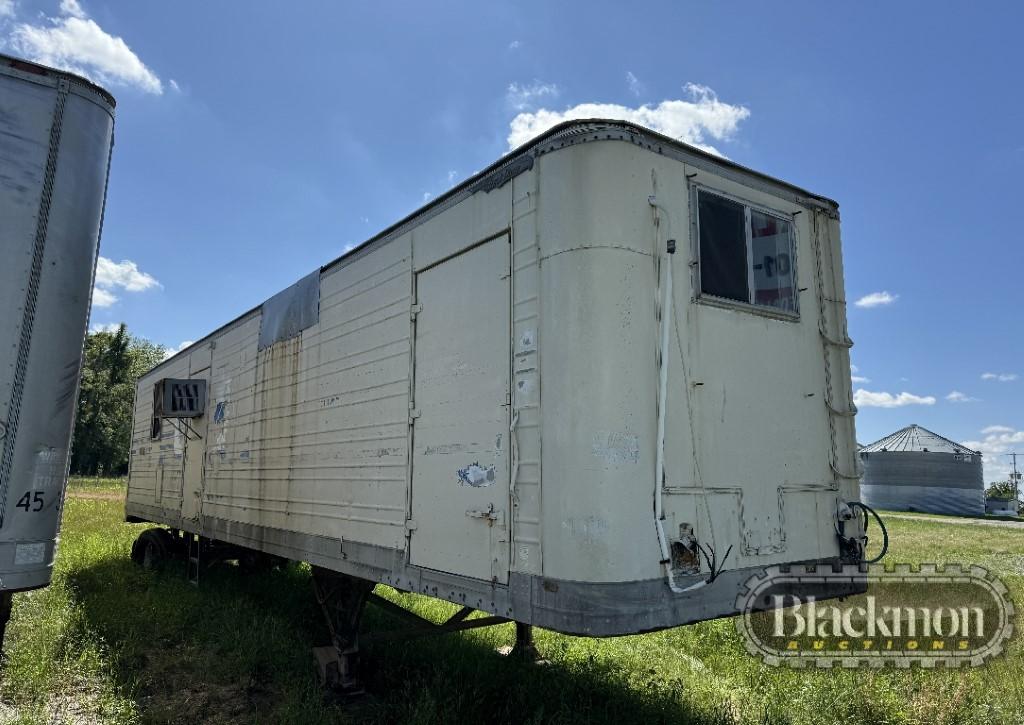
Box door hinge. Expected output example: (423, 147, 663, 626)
(408, 407, 420, 423)
(404, 519, 417, 531)
(410, 303, 423, 319)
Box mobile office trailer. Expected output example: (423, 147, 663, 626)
(126, 120, 865, 649)
(0, 54, 115, 641)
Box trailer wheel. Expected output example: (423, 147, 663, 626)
(153, 528, 182, 559)
(131, 529, 170, 570)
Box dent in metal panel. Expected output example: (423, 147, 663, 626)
(258, 270, 320, 350)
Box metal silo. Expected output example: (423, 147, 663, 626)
(859, 424, 984, 515)
(0, 54, 115, 641)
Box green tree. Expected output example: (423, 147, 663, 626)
(70, 324, 165, 476)
(985, 480, 1020, 501)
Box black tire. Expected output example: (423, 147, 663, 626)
(130, 529, 169, 570)
(153, 528, 181, 560)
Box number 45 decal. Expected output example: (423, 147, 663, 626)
(16, 491, 44, 512)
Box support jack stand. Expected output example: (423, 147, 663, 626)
(497, 622, 546, 663)
(310, 568, 538, 695)
(311, 567, 375, 697)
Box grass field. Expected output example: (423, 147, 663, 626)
(0, 478, 1021, 725)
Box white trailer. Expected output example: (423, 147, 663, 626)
(0, 54, 115, 641)
(126, 119, 866, 685)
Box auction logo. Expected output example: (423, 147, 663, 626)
(737, 564, 1014, 668)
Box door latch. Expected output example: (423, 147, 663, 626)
(465, 503, 504, 526)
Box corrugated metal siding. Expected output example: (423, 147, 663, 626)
(859, 451, 984, 515)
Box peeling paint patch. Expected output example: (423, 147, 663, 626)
(457, 461, 495, 487)
(360, 447, 403, 458)
(32, 447, 60, 489)
(424, 443, 467, 456)
(591, 431, 640, 465)
(561, 516, 609, 545)
(213, 401, 227, 423)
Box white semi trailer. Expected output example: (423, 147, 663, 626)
(126, 119, 867, 688)
(0, 54, 115, 642)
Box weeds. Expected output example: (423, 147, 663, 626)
(0, 479, 1019, 724)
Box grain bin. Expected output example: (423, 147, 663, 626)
(0, 54, 115, 641)
(859, 424, 984, 515)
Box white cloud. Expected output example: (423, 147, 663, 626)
(850, 364, 859, 373)
(946, 390, 979, 403)
(422, 191, 432, 202)
(507, 82, 750, 155)
(853, 388, 936, 408)
(59, 0, 84, 18)
(162, 340, 194, 360)
(506, 80, 560, 112)
(854, 291, 898, 308)
(0, 0, 15, 18)
(447, 169, 457, 184)
(89, 321, 121, 333)
(95, 257, 159, 292)
(626, 70, 642, 97)
(168, 78, 180, 93)
(981, 372, 1017, 382)
(508, 40, 521, 50)
(91, 256, 159, 309)
(851, 375, 870, 384)
(8, 0, 163, 94)
(342, 242, 356, 253)
(982, 425, 1014, 435)
(963, 426, 1024, 483)
(91, 286, 117, 308)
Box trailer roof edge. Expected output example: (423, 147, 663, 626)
(0, 52, 116, 110)
(144, 119, 839, 377)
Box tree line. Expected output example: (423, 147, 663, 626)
(70, 324, 165, 476)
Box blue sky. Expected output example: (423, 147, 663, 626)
(2, 1, 1021, 482)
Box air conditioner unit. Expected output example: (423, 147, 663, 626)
(153, 378, 207, 418)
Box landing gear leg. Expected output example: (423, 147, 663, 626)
(311, 567, 374, 696)
(511, 621, 541, 660)
(498, 620, 544, 661)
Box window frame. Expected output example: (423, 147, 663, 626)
(690, 184, 801, 321)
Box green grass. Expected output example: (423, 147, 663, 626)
(879, 508, 1022, 524)
(0, 479, 1021, 724)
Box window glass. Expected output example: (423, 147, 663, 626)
(750, 210, 796, 312)
(698, 192, 748, 303)
(697, 189, 798, 315)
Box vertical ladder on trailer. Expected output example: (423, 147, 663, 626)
(187, 533, 201, 586)
(811, 210, 859, 483)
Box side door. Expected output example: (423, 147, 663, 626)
(410, 234, 511, 583)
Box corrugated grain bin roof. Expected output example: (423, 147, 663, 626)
(859, 424, 979, 455)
